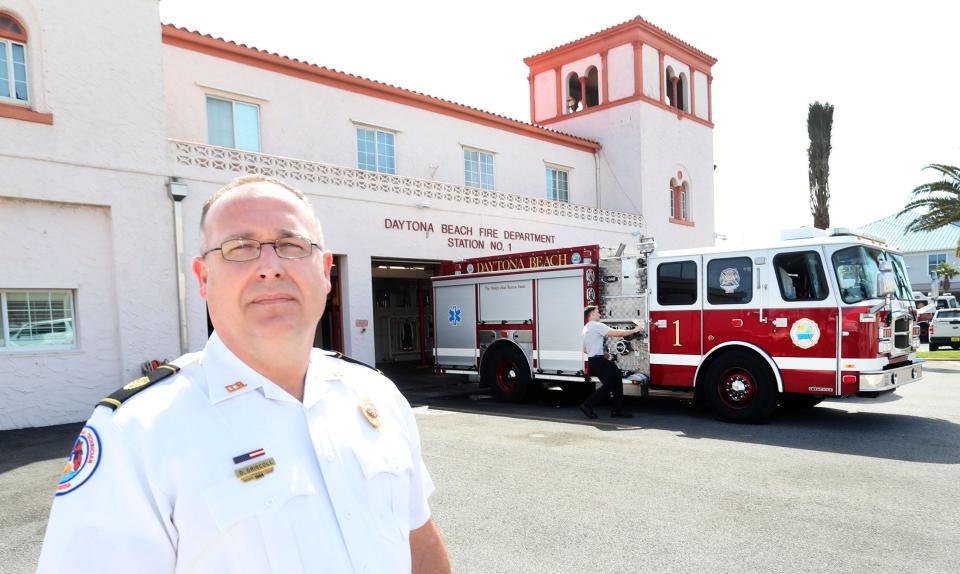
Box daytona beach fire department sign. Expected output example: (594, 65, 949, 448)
(789, 318, 821, 349)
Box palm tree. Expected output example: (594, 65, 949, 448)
(933, 261, 959, 293)
(807, 102, 834, 229)
(899, 164, 960, 234)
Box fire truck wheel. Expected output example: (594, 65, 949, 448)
(703, 351, 778, 423)
(779, 394, 824, 409)
(482, 346, 537, 403)
(929, 343, 939, 352)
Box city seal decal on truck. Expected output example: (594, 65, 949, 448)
(790, 318, 821, 349)
(719, 268, 741, 293)
(448, 305, 462, 326)
(56, 425, 102, 496)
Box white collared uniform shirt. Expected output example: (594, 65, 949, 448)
(38, 333, 435, 574)
(582, 321, 610, 357)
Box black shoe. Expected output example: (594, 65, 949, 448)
(610, 411, 634, 418)
(579, 404, 598, 419)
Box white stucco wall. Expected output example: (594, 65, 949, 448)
(694, 70, 710, 120)
(162, 44, 599, 207)
(0, 0, 174, 429)
(642, 45, 661, 100)
(638, 102, 715, 248)
(0, 198, 120, 428)
(606, 43, 635, 102)
(548, 99, 715, 250)
(533, 69, 557, 122)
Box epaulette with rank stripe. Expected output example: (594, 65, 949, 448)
(98, 364, 180, 411)
(332, 352, 382, 374)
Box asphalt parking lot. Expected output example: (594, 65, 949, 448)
(3, 360, 959, 573)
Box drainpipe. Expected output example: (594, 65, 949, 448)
(167, 179, 190, 355)
(594, 151, 601, 209)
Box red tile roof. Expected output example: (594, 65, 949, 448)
(524, 16, 716, 66)
(161, 24, 601, 153)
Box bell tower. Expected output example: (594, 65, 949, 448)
(524, 16, 717, 248)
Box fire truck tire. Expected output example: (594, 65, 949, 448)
(929, 343, 939, 352)
(482, 346, 537, 403)
(703, 350, 778, 423)
(779, 394, 824, 409)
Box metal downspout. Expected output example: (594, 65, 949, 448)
(167, 179, 189, 355)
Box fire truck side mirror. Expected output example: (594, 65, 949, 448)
(877, 261, 897, 298)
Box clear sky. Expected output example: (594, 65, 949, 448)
(158, 0, 960, 244)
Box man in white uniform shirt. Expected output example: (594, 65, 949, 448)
(38, 175, 451, 573)
(580, 305, 644, 420)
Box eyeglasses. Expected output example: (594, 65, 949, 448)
(203, 236, 321, 262)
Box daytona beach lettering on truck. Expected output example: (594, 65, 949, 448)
(430, 229, 923, 423)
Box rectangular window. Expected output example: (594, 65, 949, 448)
(1, 290, 76, 349)
(929, 253, 947, 275)
(206, 96, 260, 152)
(356, 127, 396, 174)
(0, 39, 28, 102)
(657, 261, 698, 305)
(464, 149, 494, 190)
(707, 257, 753, 305)
(546, 167, 569, 202)
(773, 251, 829, 302)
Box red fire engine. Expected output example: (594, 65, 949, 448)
(431, 229, 923, 423)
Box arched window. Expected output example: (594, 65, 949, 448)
(566, 72, 581, 113)
(0, 13, 28, 103)
(669, 172, 691, 224)
(676, 73, 687, 112)
(665, 67, 676, 108)
(585, 66, 599, 108)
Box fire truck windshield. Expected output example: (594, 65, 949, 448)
(831, 246, 913, 304)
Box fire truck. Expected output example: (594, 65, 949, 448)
(431, 228, 924, 423)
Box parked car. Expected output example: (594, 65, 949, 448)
(917, 294, 959, 343)
(929, 309, 960, 351)
(8, 318, 75, 347)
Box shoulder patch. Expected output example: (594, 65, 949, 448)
(332, 352, 382, 374)
(98, 364, 180, 411)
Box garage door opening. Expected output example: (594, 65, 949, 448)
(371, 258, 440, 368)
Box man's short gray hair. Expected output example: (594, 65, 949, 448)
(199, 174, 324, 250)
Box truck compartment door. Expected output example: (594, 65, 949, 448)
(536, 273, 587, 373)
(434, 284, 477, 368)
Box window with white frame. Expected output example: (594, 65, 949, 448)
(1, 290, 76, 350)
(546, 166, 569, 201)
(929, 253, 947, 275)
(206, 96, 261, 152)
(464, 148, 494, 190)
(356, 127, 396, 174)
(0, 13, 29, 104)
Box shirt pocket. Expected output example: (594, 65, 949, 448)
(350, 436, 414, 542)
(201, 469, 317, 574)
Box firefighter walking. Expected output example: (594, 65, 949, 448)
(580, 305, 644, 419)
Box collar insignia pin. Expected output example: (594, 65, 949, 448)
(225, 381, 247, 393)
(359, 399, 381, 429)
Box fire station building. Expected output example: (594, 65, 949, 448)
(0, 0, 716, 428)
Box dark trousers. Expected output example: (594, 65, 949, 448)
(585, 355, 624, 412)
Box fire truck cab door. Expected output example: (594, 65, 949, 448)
(649, 256, 702, 387)
(764, 247, 840, 395)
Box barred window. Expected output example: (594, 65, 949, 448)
(1, 290, 76, 349)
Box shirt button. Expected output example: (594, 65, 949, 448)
(265, 497, 276, 508)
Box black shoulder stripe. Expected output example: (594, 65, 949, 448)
(98, 364, 180, 411)
(333, 352, 382, 374)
